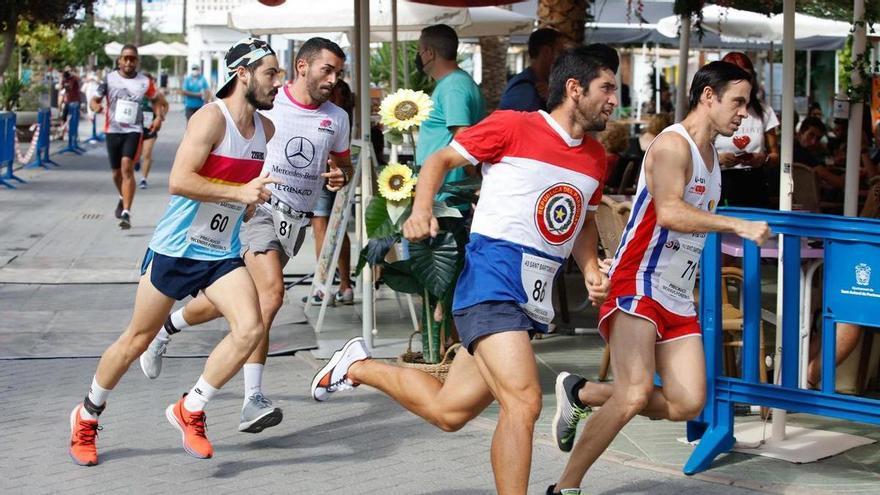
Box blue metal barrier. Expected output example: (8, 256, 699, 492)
(0, 112, 25, 189)
(25, 108, 59, 169)
(684, 207, 880, 475)
(57, 102, 86, 155)
(83, 111, 105, 144)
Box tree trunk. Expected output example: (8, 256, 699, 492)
(538, 0, 588, 45)
(0, 25, 16, 77)
(479, 35, 508, 113)
(134, 0, 143, 46)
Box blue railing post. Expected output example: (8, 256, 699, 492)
(682, 207, 880, 475)
(25, 109, 59, 169)
(57, 102, 86, 155)
(83, 112, 105, 144)
(0, 112, 26, 189)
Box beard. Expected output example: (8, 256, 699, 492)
(306, 75, 333, 105)
(245, 79, 275, 111)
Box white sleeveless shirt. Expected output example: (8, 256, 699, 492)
(608, 123, 722, 316)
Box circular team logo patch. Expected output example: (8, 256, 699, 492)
(534, 183, 584, 245)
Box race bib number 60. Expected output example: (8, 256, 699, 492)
(187, 201, 245, 252)
(520, 253, 561, 325)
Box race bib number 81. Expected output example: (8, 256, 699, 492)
(520, 253, 561, 325)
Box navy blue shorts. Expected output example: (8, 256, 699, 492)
(140, 248, 245, 300)
(452, 300, 542, 354)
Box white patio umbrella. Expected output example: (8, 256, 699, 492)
(104, 41, 123, 57)
(228, 0, 468, 35)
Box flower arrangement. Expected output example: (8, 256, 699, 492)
(358, 89, 478, 364)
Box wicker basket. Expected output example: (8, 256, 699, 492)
(397, 331, 460, 383)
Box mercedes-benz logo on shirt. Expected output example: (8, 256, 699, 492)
(285, 136, 315, 169)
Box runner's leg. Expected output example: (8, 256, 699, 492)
(242, 249, 286, 365)
(555, 311, 657, 491)
(470, 331, 542, 495)
(198, 267, 264, 387)
(141, 137, 155, 180)
(347, 346, 495, 432)
(94, 267, 176, 389)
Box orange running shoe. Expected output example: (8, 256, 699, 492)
(165, 395, 213, 459)
(69, 404, 101, 466)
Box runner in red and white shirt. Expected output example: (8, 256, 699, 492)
(138, 38, 351, 435)
(311, 45, 619, 494)
(548, 61, 771, 495)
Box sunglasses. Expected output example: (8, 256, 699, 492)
(120, 55, 139, 62)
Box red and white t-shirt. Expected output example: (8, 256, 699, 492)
(259, 86, 350, 212)
(450, 110, 606, 326)
(97, 71, 157, 134)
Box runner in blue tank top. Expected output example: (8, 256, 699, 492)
(68, 38, 282, 466)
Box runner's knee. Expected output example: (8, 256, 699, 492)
(228, 315, 264, 349)
(667, 391, 705, 421)
(259, 282, 285, 315)
(497, 385, 542, 425)
(617, 384, 653, 417)
(432, 412, 470, 432)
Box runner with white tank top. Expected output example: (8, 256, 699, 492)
(605, 123, 721, 323)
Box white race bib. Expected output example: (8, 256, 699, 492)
(659, 237, 702, 300)
(115, 99, 139, 125)
(143, 110, 154, 129)
(271, 207, 307, 258)
(187, 201, 245, 252)
(520, 253, 561, 325)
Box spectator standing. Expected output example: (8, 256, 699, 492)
(714, 52, 779, 208)
(414, 24, 486, 202)
(498, 28, 565, 112)
(182, 64, 210, 121)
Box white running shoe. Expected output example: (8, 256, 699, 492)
(139, 338, 168, 379)
(310, 337, 370, 401)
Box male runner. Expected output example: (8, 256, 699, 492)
(91, 44, 168, 229)
(138, 37, 351, 434)
(311, 45, 619, 495)
(69, 38, 282, 466)
(546, 61, 771, 495)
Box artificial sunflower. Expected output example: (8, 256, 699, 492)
(379, 89, 433, 132)
(377, 163, 416, 202)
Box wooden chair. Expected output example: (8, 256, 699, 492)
(718, 266, 768, 382)
(616, 160, 639, 195)
(791, 162, 821, 212)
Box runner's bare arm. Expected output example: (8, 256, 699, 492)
(168, 105, 278, 205)
(149, 92, 169, 132)
(402, 145, 471, 241)
(647, 133, 770, 245)
(570, 212, 610, 305)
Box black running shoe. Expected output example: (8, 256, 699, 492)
(119, 212, 131, 230)
(114, 199, 123, 219)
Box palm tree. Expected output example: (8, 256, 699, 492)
(135, 0, 143, 46)
(538, 0, 588, 44)
(479, 35, 508, 112)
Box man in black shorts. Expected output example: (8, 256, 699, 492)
(91, 44, 167, 229)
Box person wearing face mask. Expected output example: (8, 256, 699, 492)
(182, 64, 211, 121)
(414, 24, 486, 207)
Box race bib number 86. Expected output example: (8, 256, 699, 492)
(520, 253, 561, 325)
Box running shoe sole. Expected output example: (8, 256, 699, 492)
(310, 337, 364, 401)
(165, 404, 212, 459)
(69, 406, 98, 466)
(552, 371, 573, 452)
(119, 218, 131, 230)
(238, 407, 283, 433)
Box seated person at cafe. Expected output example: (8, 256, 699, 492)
(807, 323, 864, 391)
(597, 121, 629, 185)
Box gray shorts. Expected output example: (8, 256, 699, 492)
(240, 207, 306, 264)
(313, 187, 336, 217)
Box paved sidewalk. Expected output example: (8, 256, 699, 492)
(0, 355, 760, 495)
